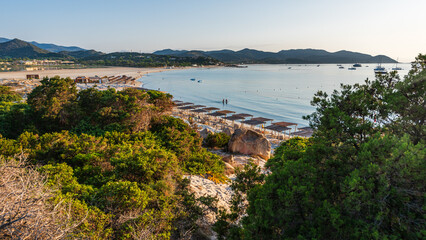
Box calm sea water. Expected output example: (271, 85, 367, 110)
(141, 63, 411, 127)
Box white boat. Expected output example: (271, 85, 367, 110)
(348, 67, 356, 70)
(374, 65, 387, 74)
(353, 63, 362, 67)
(339, 66, 345, 69)
(236, 64, 248, 68)
(392, 58, 403, 71)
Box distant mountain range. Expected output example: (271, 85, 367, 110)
(154, 48, 397, 64)
(0, 37, 85, 52)
(0, 39, 66, 58)
(0, 38, 102, 59)
(0, 37, 397, 64)
(0, 39, 216, 67)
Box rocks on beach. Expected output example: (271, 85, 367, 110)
(228, 129, 271, 160)
(199, 128, 214, 139)
(222, 127, 234, 137)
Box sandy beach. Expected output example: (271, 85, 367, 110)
(0, 66, 194, 81)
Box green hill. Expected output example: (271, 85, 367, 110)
(154, 48, 397, 64)
(0, 39, 64, 58)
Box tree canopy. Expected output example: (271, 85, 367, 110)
(0, 76, 225, 239)
(221, 54, 426, 240)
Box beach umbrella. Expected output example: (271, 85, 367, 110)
(191, 109, 207, 113)
(223, 114, 245, 126)
(242, 119, 266, 126)
(272, 121, 297, 127)
(217, 110, 235, 114)
(272, 121, 298, 137)
(224, 115, 245, 121)
(234, 113, 253, 118)
(203, 107, 220, 112)
(291, 127, 313, 138)
(207, 112, 226, 116)
(175, 102, 194, 107)
(252, 117, 273, 122)
(179, 106, 196, 110)
(252, 117, 273, 130)
(192, 105, 206, 108)
(265, 124, 290, 137)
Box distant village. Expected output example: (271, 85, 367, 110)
(0, 59, 76, 71)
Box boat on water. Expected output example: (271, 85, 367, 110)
(348, 67, 356, 70)
(392, 62, 402, 71)
(226, 64, 248, 68)
(392, 58, 403, 71)
(353, 63, 362, 67)
(374, 65, 387, 74)
(339, 66, 345, 69)
(236, 65, 248, 68)
(190, 78, 196, 81)
(197, 80, 202, 83)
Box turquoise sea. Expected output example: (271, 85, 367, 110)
(141, 63, 411, 127)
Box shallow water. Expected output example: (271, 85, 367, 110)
(141, 63, 411, 126)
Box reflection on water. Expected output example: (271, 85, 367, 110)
(141, 64, 412, 126)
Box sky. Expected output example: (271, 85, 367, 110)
(1, 0, 425, 62)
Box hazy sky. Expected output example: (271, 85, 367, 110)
(1, 0, 425, 62)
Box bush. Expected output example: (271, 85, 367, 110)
(0, 85, 22, 102)
(95, 181, 149, 213)
(204, 132, 230, 149)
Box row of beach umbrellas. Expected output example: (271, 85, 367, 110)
(173, 100, 313, 137)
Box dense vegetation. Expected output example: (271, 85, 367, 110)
(0, 77, 224, 239)
(77, 52, 220, 67)
(214, 54, 425, 239)
(1, 54, 424, 239)
(204, 132, 231, 149)
(154, 48, 397, 64)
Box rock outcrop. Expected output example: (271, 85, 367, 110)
(228, 129, 271, 160)
(222, 154, 234, 164)
(199, 128, 213, 139)
(222, 127, 234, 137)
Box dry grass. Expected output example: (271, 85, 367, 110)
(0, 155, 84, 239)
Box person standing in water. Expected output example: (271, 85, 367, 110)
(222, 99, 225, 105)
(225, 99, 228, 104)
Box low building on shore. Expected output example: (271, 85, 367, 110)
(26, 74, 40, 80)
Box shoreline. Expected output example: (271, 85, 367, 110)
(0, 66, 204, 81)
(0, 65, 219, 94)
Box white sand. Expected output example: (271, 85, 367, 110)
(0, 66, 192, 80)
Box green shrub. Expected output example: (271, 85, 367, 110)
(0, 85, 22, 102)
(204, 132, 230, 149)
(96, 181, 149, 213)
